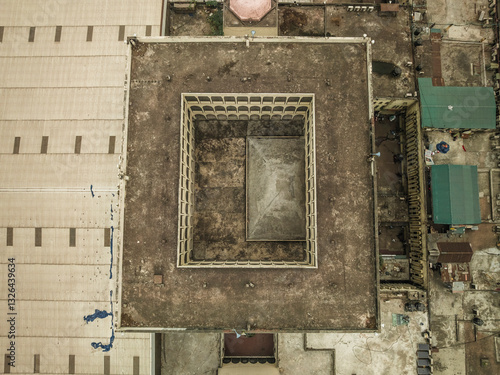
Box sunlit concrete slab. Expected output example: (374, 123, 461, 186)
(277, 334, 333, 375)
(304, 297, 429, 374)
(247, 137, 306, 241)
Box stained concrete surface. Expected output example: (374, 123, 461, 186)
(428, 252, 500, 375)
(275, 4, 414, 97)
(279, 6, 324, 36)
(378, 198, 409, 223)
(414, 0, 494, 90)
(193, 120, 306, 261)
(161, 333, 220, 375)
(425, 131, 497, 169)
(122, 40, 377, 330)
(433, 347, 467, 375)
(169, 6, 212, 36)
(426, 0, 493, 26)
(325, 6, 414, 98)
(305, 296, 429, 375)
(380, 257, 410, 281)
(440, 42, 489, 87)
(166, 319, 437, 375)
(277, 334, 334, 375)
(469, 248, 500, 289)
(247, 137, 306, 241)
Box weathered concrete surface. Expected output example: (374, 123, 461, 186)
(161, 333, 220, 375)
(426, 132, 497, 169)
(277, 334, 333, 375)
(192, 120, 306, 261)
(169, 6, 212, 36)
(414, 0, 494, 88)
(247, 137, 306, 241)
(433, 347, 466, 375)
(326, 6, 414, 98)
(122, 39, 376, 330)
(306, 297, 429, 375)
(426, 0, 492, 26)
(277, 5, 415, 98)
(469, 248, 500, 289)
(440, 42, 489, 87)
(428, 253, 500, 375)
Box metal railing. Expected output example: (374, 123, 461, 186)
(404, 102, 427, 288)
(177, 93, 317, 268)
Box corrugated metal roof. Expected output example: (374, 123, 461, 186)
(431, 164, 481, 224)
(418, 78, 496, 129)
(437, 242, 473, 263)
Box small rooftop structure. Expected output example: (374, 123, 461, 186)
(437, 242, 473, 263)
(418, 78, 496, 129)
(229, 0, 273, 22)
(431, 164, 481, 225)
(380, 4, 400, 13)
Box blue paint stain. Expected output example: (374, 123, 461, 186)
(90, 185, 94, 198)
(90, 290, 115, 352)
(84, 309, 112, 323)
(109, 226, 114, 279)
(110, 204, 113, 221)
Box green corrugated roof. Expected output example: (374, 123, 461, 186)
(418, 78, 496, 129)
(431, 165, 481, 225)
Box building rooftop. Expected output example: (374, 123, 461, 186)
(119, 37, 378, 331)
(418, 78, 496, 129)
(431, 164, 481, 225)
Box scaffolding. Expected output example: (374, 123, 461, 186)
(177, 93, 317, 268)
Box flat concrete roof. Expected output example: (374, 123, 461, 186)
(120, 37, 378, 331)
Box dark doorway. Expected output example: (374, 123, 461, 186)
(224, 333, 274, 357)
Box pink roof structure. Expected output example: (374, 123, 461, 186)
(229, 0, 272, 22)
